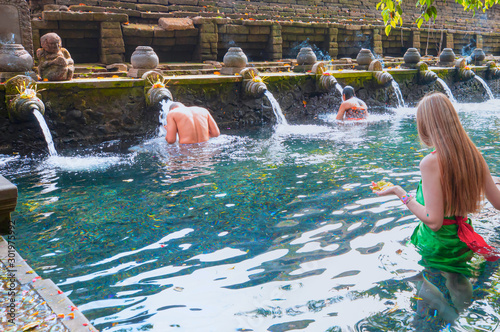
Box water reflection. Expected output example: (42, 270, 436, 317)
(4, 101, 500, 331)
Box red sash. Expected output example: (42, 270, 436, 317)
(443, 216, 500, 261)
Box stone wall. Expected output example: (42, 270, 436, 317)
(0, 69, 496, 153)
(26, 0, 500, 64)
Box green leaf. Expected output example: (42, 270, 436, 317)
(424, 13, 430, 21)
(417, 18, 424, 28)
(397, 4, 403, 15)
(376, 1, 383, 10)
(385, 25, 392, 36)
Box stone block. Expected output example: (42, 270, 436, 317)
(154, 27, 175, 38)
(102, 22, 122, 29)
(101, 46, 126, 54)
(101, 37, 126, 48)
(136, 4, 169, 12)
(169, 0, 198, 4)
(282, 26, 305, 34)
(102, 53, 125, 64)
(200, 33, 217, 43)
(200, 23, 216, 33)
(0, 176, 17, 235)
(123, 24, 155, 37)
(101, 28, 123, 38)
(59, 11, 94, 21)
(42, 11, 61, 21)
(101, 0, 137, 9)
(226, 24, 249, 34)
(158, 17, 195, 30)
(174, 29, 199, 37)
(93, 13, 129, 22)
(31, 19, 59, 30)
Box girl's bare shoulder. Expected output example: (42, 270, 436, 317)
(419, 152, 439, 170)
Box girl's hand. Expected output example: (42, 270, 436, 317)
(374, 185, 404, 197)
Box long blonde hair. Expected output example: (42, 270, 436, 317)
(416, 92, 486, 216)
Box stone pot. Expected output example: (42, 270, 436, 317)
(471, 48, 485, 63)
(356, 48, 375, 66)
(403, 48, 421, 64)
(296, 47, 317, 65)
(223, 47, 248, 68)
(439, 48, 455, 64)
(131, 46, 159, 69)
(0, 44, 34, 72)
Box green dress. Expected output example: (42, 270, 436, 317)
(410, 180, 475, 276)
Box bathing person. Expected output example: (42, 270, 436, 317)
(164, 102, 220, 144)
(374, 92, 500, 323)
(336, 86, 368, 120)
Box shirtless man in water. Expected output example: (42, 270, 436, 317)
(164, 102, 220, 144)
(335, 86, 368, 121)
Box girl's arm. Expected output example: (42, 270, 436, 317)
(484, 170, 500, 210)
(376, 153, 445, 231)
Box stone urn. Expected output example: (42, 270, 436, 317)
(356, 48, 375, 67)
(0, 44, 34, 72)
(131, 46, 159, 69)
(439, 48, 455, 65)
(403, 48, 421, 65)
(471, 48, 485, 63)
(296, 47, 317, 65)
(223, 47, 248, 68)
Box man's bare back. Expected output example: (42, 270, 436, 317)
(165, 103, 220, 144)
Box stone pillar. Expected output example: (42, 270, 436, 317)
(411, 29, 421, 53)
(100, 22, 125, 64)
(268, 23, 282, 60)
(0, 176, 17, 235)
(327, 25, 339, 59)
(476, 34, 483, 49)
(445, 31, 454, 49)
(195, 18, 218, 62)
(373, 27, 383, 56)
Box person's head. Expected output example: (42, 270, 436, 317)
(342, 86, 355, 101)
(169, 102, 184, 111)
(41, 33, 62, 53)
(416, 92, 486, 216)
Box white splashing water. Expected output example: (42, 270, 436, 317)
(474, 76, 495, 100)
(158, 99, 173, 137)
(33, 109, 58, 156)
(436, 78, 457, 103)
(264, 90, 288, 125)
(390, 80, 406, 108)
(335, 83, 343, 95)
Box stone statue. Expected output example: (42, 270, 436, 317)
(36, 33, 74, 81)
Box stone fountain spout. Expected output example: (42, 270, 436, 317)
(369, 60, 393, 87)
(485, 61, 500, 80)
(455, 58, 475, 81)
(416, 61, 438, 85)
(5, 75, 45, 122)
(143, 71, 173, 107)
(312, 62, 339, 92)
(240, 67, 267, 98)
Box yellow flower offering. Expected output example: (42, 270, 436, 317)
(370, 180, 394, 192)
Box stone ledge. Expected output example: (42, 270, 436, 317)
(0, 176, 17, 235)
(0, 236, 97, 331)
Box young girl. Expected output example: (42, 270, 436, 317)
(375, 92, 500, 322)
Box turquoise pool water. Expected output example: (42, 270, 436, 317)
(2, 101, 500, 331)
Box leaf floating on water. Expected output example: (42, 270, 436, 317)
(396, 249, 403, 254)
(21, 321, 42, 331)
(123, 179, 134, 182)
(174, 287, 184, 292)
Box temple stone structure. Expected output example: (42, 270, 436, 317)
(24, 0, 500, 65)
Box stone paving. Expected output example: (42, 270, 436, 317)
(0, 236, 97, 332)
